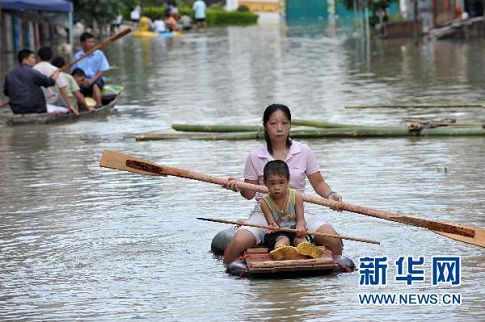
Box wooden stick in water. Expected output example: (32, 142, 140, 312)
(196, 217, 381, 245)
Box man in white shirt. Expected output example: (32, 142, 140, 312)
(192, 0, 207, 29)
(131, 6, 141, 27)
(34, 47, 78, 115)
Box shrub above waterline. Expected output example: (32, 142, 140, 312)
(141, 7, 258, 26)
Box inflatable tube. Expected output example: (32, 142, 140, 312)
(158, 32, 176, 38)
(210, 227, 236, 256)
(131, 31, 158, 38)
(333, 255, 356, 273)
(225, 259, 249, 277)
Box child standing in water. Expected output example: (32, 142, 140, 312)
(260, 160, 323, 260)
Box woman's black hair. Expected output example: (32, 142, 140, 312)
(263, 160, 290, 182)
(263, 104, 292, 155)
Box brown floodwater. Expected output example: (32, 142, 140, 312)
(0, 23, 484, 320)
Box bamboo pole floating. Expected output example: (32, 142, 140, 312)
(346, 103, 485, 109)
(172, 123, 263, 132)
(292, 119, 365, 128)
(196, 217, 380, 245)
(99, 150, 485, 248)
(59, 28, 132, 73)
(135, 126, 485, 141)
(171, 120, 356, 133)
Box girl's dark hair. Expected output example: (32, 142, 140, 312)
(263, 104, 292, 155)
(263, 160, 290, 182)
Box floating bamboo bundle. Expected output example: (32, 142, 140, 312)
(136, 131, 261, 141)
(171, 119, 353, 132)
(291, 119, 358, 129)
(292, 119, 361, 128)
(172, 123, 263, 132)
(135, 126, 485, 141)
(346, 103, 485, 109)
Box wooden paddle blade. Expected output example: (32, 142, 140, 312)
(391, 216, 474, 237)
(99, 150, 166, 176)
(126, 160, 168, 176)
(434, 224, 485, 248)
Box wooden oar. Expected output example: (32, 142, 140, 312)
(196, 217, 380, 245)
(59, 28, 132, 73)
(99, 150, 485, 248)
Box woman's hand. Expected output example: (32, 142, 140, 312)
(222, 177, 240, 192)
(328, 192, 343, 211)
(328, 192, 342, 202)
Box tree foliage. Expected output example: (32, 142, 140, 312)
(72, 0, 140, 28)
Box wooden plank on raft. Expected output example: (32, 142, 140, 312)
(245, 247, 336, 273)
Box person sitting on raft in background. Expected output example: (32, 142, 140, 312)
(223, 103, 342, 265)
(51, 57, 93, 112)
(153, 18, 166, 33)
(179, 14, 193, 31)
(3, 49, 65, 114)
(34, 46, 78, 115)
(165, 13, 178, 32)
(261, 160, 323, 260)
(72, 32, 110, 108)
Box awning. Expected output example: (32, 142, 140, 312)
(0, 0, 73, 13)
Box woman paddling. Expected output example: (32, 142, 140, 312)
(223, 103, 342, 265)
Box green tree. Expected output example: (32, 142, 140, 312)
(73, 0, 140, 29)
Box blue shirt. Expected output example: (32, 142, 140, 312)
(72, 49, 110, 80)
(192, 0, 206, 19)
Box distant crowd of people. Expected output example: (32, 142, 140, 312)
(130, 0, 207, 33)
(2, 32, 110, 115)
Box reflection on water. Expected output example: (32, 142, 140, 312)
(0, 23, 484, 320)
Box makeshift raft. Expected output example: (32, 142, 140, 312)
(211, 228, 355, 278)
(226, 247, 354, 278)
(5, 85, 123, 126)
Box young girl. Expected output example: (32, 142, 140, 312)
(260, 160, 323, 260)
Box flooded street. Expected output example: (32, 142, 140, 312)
(1, 23, 484, 320)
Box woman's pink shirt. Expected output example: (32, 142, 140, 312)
(243, 141, 320, 200)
